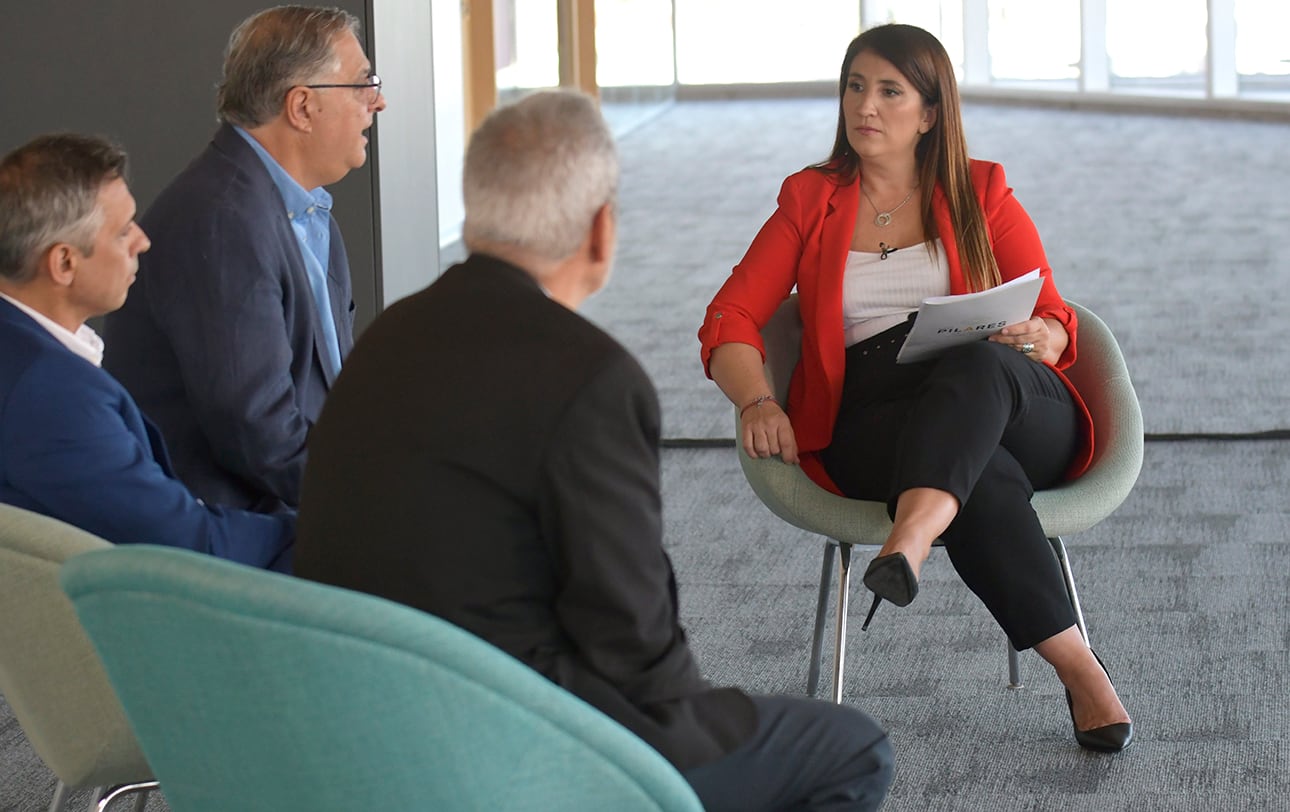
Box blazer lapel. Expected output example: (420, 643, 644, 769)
(221, 125, 343, 388)
(814, 177, 858, 394)
(931, 184, 967, 294)
(819, 178, 858, 315)
(325, 225, 354, 360)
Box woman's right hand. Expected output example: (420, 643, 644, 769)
(709, 342, 800, 465)
(741, 399, 799, 465)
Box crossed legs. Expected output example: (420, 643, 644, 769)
(823, 340, 1130, 735)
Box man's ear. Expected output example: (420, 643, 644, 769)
(283, 86, 314, 132)
(587, 202, 615, 265)
(42, 243, 78, 288)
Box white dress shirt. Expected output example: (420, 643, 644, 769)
(0, 292, 105, 367)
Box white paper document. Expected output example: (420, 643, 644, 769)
(895, 269, 1043, 364)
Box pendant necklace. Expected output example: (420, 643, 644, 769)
(861, 184, 916, 228)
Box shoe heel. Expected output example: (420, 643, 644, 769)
(1065, 651, 1134, 752)
(862, 552, 918, 608)
(860, 594, 883, 631)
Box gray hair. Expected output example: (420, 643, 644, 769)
(463, 89, 619, 262)
(0, 133, 128, 284)
(217, 5, 361, 128)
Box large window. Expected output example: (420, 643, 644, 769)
(1236, 0, 1290, 98)
(629, 0, 1288, 105)
(494, 0, 559, 96)
(674, 1, 859, 84)
(596, 0, 675, 87)
(987, 0, 1078, 87)
(1107, 0, 1208, 94)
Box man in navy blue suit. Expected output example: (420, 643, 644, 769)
(105, 6, 387, 515)
(0, 134, 293, 571)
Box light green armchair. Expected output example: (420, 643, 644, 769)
(736, 297, 1144, 702)
(0, 504, 157, 811)
(61, 545, 703, 812)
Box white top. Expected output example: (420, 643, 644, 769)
(842, 239, 950, 347)
(0, 292, 105, 367)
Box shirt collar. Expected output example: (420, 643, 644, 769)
(0, 292, 105, 367)
(233, 126, 333, 219)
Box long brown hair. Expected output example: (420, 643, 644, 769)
(814, 24, 1000, 291)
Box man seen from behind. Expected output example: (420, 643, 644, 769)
(295, 90, 893, 811)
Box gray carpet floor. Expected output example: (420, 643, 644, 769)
(664, 441, 1290, 811)
(4, 100, 1289, 810)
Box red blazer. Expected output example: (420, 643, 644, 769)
(699, 160, 1093, 493)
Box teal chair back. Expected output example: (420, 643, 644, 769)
(0, 504, 155, 811)
(61, 545, 704, 812)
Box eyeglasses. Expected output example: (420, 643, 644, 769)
(302, 74, 382, 103)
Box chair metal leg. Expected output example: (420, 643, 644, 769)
(832, 543, 853, 704)
(807, 541, 837, 698)
(1049, 536, 1089, 644)
(1007, 641, 1023, 689)
(49, 781, 75, 812)
(1001, 538, 1084, 691)
(95, 782, 159, 812)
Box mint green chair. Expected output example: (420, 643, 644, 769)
(61, 545, 703, 812)
(0, 504, 157, 812)
(737, 297, 1143, 702)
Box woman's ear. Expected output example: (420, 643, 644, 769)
(920, 104, 938, 134)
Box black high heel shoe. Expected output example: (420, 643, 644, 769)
(1065, 651, 1133, 752)
(860, 552, 918, 631)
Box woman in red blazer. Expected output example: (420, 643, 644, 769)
(699, 24, 1132, 752)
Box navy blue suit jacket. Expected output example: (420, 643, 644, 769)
(105, 124, 355, 513)
(0, 299, 294, 570)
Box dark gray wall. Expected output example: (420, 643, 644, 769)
(0, 0, 381, 331)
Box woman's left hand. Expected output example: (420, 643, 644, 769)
(990, 317, 1063, 365)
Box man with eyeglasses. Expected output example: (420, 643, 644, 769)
(105, 6, 386, 516)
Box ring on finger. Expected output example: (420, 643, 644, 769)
(1020, 342, 1035, 354)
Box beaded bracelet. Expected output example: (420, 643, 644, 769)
(739, 394, 779, 419)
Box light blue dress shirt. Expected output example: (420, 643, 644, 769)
(234, 127, 343, 375)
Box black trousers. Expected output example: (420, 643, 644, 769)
(820, 321, 1081, 650)
(682, 694, 893, 811)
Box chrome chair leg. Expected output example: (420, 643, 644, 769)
(1007, 642, 1023, 689)
(1005, 538, 1084, 690)
(832, 543, 852, 704)
(810, 537, 1086, 701)
(49, 781, 75, 812)
(95, 782, 159, 811)
(807, 541, 837, 698)
(1050, 537, 1089, 644)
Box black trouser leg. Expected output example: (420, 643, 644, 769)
(891, 340, 1080, 509)
(682, 694, 893, 812)
(821, 337, 1082, 650)
(938, 446, 1078, 649)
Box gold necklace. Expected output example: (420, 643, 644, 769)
(861, 184, 916, 228)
